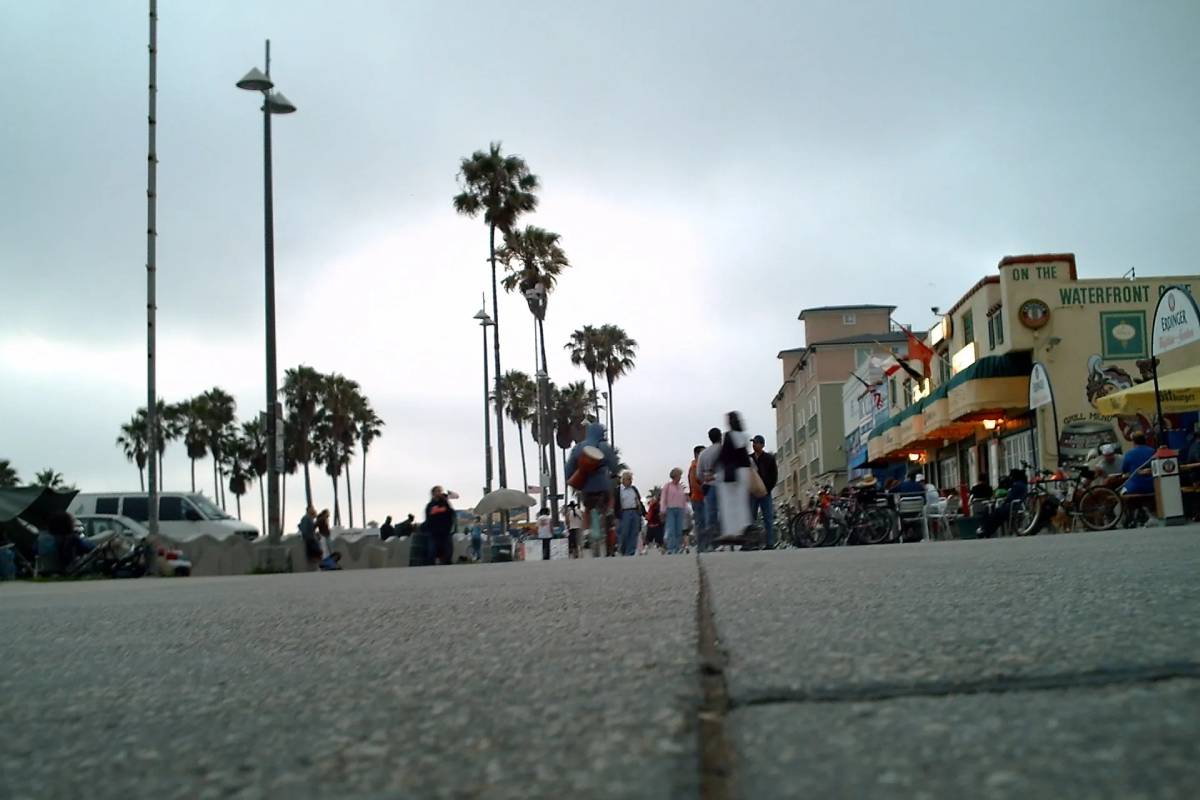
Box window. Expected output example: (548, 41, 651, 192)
(855, 347, 872, 367)
(95, 497, 119, 515)
(939, 456, 960, 491)
(842, 313, 857, 326)
(1003, 430, 1034, 475)
(122, 496, 148, 522)
(159, 496, 184, 521)
(990, 307, 1004, 347)
(903, 380, 913, 407)
(937, 353, 951, 384)
(962, 311, 975, 345)
(888, 377, 897, 407)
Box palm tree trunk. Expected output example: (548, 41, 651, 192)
(361, 453, 367, 529)
(607, 377, 616, 446)
(235, 492, 242, 520)
(302, 459, 313, 508)
(345, 463, 354, 528)
(562, 448, 568, 502)
(138, 466, 145, 492)
(331, 474, 340, 526)
(259, 478, 266, 535)
(538, 318, 559, 526)
(159, 452, 164, 491)
(190, 458, 196, 492)
(281, 473, 288, 532)
(212, 459, 219, 501)
(517, 422, 529, 492)
(591, 373, 600, 417)
(490, 222, 508, 489)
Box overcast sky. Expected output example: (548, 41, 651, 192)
(3, 0, 1199, 531)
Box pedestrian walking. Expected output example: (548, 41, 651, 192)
(687, 445, 705, 549)
(396, 513, 415, 538)
(565, 423, 621, 558)
(697, 428, 723, 551)
(661, 468, 688, 553)
(716, 412, 752, 541)
(614, 471, 645, 556)
(749, 435, 779, 548)
(565, 501, 584, 558)
(644, 491, 664, 554)
(424, 485, 456, 565)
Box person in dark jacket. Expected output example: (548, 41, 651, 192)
(750, 435, 779, 548)
(424, 486, 456, 565)
(979, 469, 1028, 538)
(565, 423, 620, 557)
(298, 505, 322, 569)
(396, 514, 415, 538)
(379, 515, 394, 541)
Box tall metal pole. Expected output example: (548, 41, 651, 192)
(482, 314, 493, 497)
(146, 0, 159, 543)
(262, 39, 282, 543)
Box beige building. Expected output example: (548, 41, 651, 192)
(867, 253, 1200, 490)
(772, 305, 908, 509)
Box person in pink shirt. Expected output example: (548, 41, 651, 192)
(661, 468, 689, 554)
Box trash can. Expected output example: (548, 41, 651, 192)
(409, 531, 432, 567)
(955, 517, 980, 540)
(490, 535, 513, 563)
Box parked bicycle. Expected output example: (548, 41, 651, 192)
(1013, 461, 1124, 535)
(791, 485, 895, 547)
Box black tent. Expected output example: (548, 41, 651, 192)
(0, 486, 79, 562)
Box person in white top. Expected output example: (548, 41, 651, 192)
(615, 472, 644, 556)
(565, 501, 585, 558)
(534, 507, 553, 561)
(715, 412, 753, 540)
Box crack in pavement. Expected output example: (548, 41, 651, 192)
(696, 557, 733, 800)
(731, 661, 1200, 708)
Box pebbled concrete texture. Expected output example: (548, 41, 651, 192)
(729, 680, 1200, 800)
(1, 558, 700, 800)
(700, 529, 1200, 700)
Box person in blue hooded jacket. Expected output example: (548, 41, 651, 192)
(565, 423, 621, 557)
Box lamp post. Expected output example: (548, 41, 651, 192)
(473, 305, 495, 500)
(237, 41, 296, 546)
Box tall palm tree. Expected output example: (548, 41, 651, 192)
(130, 399, 175, 491)
(357, 401, 384, 526)
(116, 416, 149, 491)
(321, 373, 362, 528)
(0, 459, 19, 487)
(283, 365, 325, 508)
(177, 398, 209, 492)
(34, 469, 66, 489)
(497, 370, 537, 492)
(498, 225, 570, 521)
(312, 418, 342, 526)
(596, 325, 638, 446)
(199, 388, 237, 508)
(226, 436, 254, 521)
(241, 418, 268, 531)
(565, 325, 605, 417)
(281, 417, 301, 532)
(453, 142, 540, 491)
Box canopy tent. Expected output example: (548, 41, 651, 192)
(1094, 364, 1200, 417)
(0, 486, 79, 562)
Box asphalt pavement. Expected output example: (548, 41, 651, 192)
(3, 527, 1198, 799)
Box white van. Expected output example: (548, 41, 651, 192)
(69, 493, 259, 541)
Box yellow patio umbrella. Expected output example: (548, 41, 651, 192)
(1094, 364, 1200, 416)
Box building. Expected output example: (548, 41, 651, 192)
(866, 253, 1200, 491)
(772, 305, 909, 508)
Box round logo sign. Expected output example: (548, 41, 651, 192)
(1163, 459, 1178, 475)
(1019, 299, 1051, 330)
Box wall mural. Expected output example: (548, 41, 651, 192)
(1059, 355, 1153, 459)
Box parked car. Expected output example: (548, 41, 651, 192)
(76, 514, 192, 576)
(70, 493, 258, 541)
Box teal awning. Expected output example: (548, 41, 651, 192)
(946, 351, 1032, 391)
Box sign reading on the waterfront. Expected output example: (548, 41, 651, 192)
(1028, 362, 1053, 409)
(1152, 286, 1200, 355)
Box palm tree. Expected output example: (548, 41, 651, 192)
(321, 373, 363, 527)
(0, 459, 19, 487)
(241, 418, 268, 530)
(116, 416, 149, 491)
(281, 417, 301, 531)
(226, 436, 254, 520)
(177, 398, 209, 492)
(565, 325, 605, 417)
(596, 324, 638, 446)
(129, 399, 176, 491)
(312, 418, 342, 526)
(198, 388, 237, 508)
(34, 469, 66, 489)
(453, 142, 540, 491)
(497, 371, 537, 492)
(357, 401, 384, 526)
(283, 365, 325, 508)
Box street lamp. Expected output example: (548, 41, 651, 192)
(473, 304, 495, 500)
(237, 40, 295, 547)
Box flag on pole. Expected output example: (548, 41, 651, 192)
(904, 327, 935, 377)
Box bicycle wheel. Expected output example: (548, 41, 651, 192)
(1078, 486, 1122, 531)
(1017, 494, 1052, 536)
(791, 510, 827, 547)
(853, 508, 893, 545)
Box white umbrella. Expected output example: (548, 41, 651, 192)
(473, 488, 537, 517)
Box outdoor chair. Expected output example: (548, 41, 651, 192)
(926, 494, 960, 540)
(895, 494, 928, 542)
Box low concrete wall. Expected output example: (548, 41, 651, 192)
(171, 533, 473, 576)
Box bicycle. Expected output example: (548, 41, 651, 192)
(1014, 462, 1124, 535)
